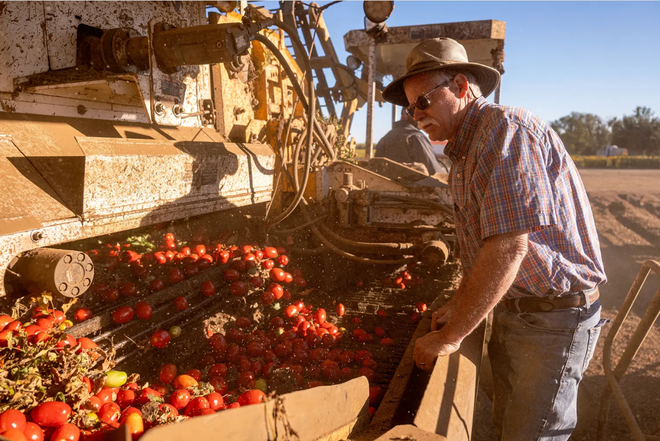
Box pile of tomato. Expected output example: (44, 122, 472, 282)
(0, 227, 430, 441)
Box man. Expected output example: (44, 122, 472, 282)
(374, 109, 443, 175)
(382, 38, 606, 441)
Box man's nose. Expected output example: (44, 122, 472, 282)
(414, 108, 425, 122)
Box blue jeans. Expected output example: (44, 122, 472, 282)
(488, 299, 603, 441)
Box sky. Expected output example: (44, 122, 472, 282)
(256, 1, 660, 144)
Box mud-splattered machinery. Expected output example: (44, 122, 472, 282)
(0, 2, 505, 440)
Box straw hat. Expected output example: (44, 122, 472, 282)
(382, 37, 501, 106)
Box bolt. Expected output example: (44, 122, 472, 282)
(77, 105, 87, 115)
(251, 98, 260, 108)
(63, 255, 72, 264)
(71, 287, 80, 296)
(216, 40, 224, 48)
(77, 253, 85, 261)
(154, 102, 165, 115)
(83, 278, 91, 287)
(59, 283, 68, 292)
(30, 230, 44, 242)
(86, 263, 93, 271)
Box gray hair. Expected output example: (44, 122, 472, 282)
(431, 69, 483, 99)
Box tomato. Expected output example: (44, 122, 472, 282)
(118, 282, 137, 298)
(164, 233, 175, 243)
(293, 276, 306, 288)
(169, 389, 191, 410)
(34, 316, 54, 330)
(377, 309, 387, 318)
(111, 306, 134, 324)
(209, 376, 228, 395)
(184, 397, 209, 417)
(351, 317, 361, 325)
(277, 255, 289, 266)
(363, 358, 378, 370)
(258, 291, 273, 305)
(204, 392, 224, 411)
(246, 342, 265, 358)
(30, 402, 71, 428)
(200, 280, 215, 297)
(208, 333, 228, 355)
(100, 287, 119, 303)
(223, 269, 240, 283)
(55, 334, 77, 349)
(229, 280, 247, 296)
(238, 390, 266, 406)
(262, 247, 278, 259)
(135, 302, 153, 320)
(335, 303, 346, 317)
(98, 402, 120, 425)
(173, 296, 188, 311)
(379, 337, 394, 346)
(313, 308, 327, 325)
(284, 305, 298, 318)
(137, 388, 161, 405)
(159, 364, 177, 384)
(416, 302, 427, 313)
(186, 369, 202, 382)
(270, 268, 285, 282)
(22, 422, 43, 441)
(150, 330, 171, 349)
(49, 423, 80, 441)
(0, 410, 26, 432)
(150, 279, 165, 292)
(173, 374, 198, 389)
(235, 317, 251, 328)
(122, 412, 144, 439)
(374, 327, 386, 338)
(169, 325, 182, 339)
(104, 371, 127, 388)
(411, 312, 421, 322)
(358, 367, 376, 382)
(153, 251, 167, 264)
(283, 272, 293, 284)
(0, 315, 12, 330)
(116, 390, 136, 409)
(215, 250, 230, 265)
(168, 267, 185, 284)
(73, 308, 92, 323)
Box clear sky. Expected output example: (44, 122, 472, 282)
(257, 1, 660, 143)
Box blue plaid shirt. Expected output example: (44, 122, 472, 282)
(446, 97, 606, 299)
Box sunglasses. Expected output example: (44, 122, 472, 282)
(405, 78, 453, 118)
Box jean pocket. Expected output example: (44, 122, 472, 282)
(516, 309, 580, 334)
(582, 325, 603, 372)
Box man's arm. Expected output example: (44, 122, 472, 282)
(413, 230, 528, 371)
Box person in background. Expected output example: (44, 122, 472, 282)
(374, 108, 443, 175)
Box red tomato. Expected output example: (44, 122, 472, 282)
(209, 333, 228, 353)
(98, 402, 120, 425)
(55, 334, 77, 349)
(0, 315, 12, 330)
(208, 363, 228, 378)
(22, 422, 43, 441)
(293, 276, 306, 288)
(261, 259, 275, 270)
(215, 250, 230, 264)
(30, 402, 71, 428)
(173, 374, 198, 389)
(168, 267, 185, 284)
(205, 393, 224, 411)
(313, 308, 327, 325)
(377, 309, 387, 318)
(186, 369, 202, 382)
(150, 330, 171, 349)
(94, 388, 115, 406)
(137, 388, 161, 405)
(122, 412, 144, 438)
(169, 389, 191, 410)
(111, 306, 134, 324)
(262, 247, 278, 259)
(209, 377, 228, 395)
(164, 233, 175, 243)
(49, 423, 80, 441)
(153, 252, 167, 264)
(115, 390, 136, 410)
(380, 337, 394, 346)
(101, 288, 120, 303)
(277, 255, 289, 266)
(416, 302, 427, 313)
(159, 364, 177, 384)
(223, 269, 240, 282)
(119, 282, 137, 298)
(194, 244, 206, 257)
(261, 291, 275, 305)
(230, 281, 248, 297)
(238, 390, 266, 406)
(270, 268, 285, 282)
(0, 409, 26, 432)
(73, 308, 92, 322)
(200, 280, 215, 297)
(77, 337, 97, 351)
(358, 367, 376, 382)
(135, 301, 153, 320)
(173, 296, 188, 311)
(284, 305, 298, 318)
(283, 272, 293, 284)
(374, 327, 386, 338)
(150, 279, 165, 292)
(336, 303, 345, 317)
(184, 397, 209, 416)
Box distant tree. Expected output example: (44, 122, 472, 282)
(610, 107, 660, 156)
(550, 112, 611, 155)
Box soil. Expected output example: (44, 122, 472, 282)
(473, 169, 660, 441)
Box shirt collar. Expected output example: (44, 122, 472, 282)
(445, 96, 489, 162)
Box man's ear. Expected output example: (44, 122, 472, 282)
(454, 74, 469, 99)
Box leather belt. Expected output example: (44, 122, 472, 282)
(503, 288, 600, 313)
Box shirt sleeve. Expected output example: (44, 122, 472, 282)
(479, 120, 558, 240)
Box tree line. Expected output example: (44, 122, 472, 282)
(551, 107, 660, 156)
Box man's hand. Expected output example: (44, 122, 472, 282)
(431, 301, 456, 331)
(413, 331, 461, 372)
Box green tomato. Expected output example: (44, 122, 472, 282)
(104, 370, 127, 387)
(254, 378, 268, 394)
(169, 326, 182, 339)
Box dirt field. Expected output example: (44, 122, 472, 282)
(473, 169, 660, 441)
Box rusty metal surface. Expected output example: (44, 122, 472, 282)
(344, 20, 506, 78)
(139, 377, 369, 441)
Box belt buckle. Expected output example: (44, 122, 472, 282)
(538, 300, 555, 312)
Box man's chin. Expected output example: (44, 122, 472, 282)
(424, 128, 447, 142)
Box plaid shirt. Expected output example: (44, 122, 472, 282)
(446, 97, 606, 299)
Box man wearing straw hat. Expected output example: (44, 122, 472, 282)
(383, 38, 607, 441)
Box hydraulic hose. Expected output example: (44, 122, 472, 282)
(318, 222, 419, 255)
